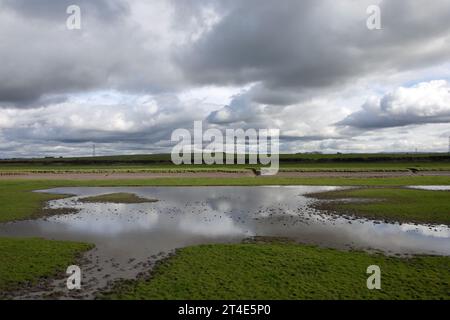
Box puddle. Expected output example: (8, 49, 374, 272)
(406, 185, 450, 191)
(0, 186, 449, 299)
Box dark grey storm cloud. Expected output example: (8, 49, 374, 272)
(2, 0, 450, 107)
(0, 0, 181, 105)
(179, 0, 450, 105)
(2, 0, 130, 21)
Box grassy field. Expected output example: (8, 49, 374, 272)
(1, 153, 449, 173)
(103, 242, 450, 300)
(278, 162, 450, 171)
(310, 188, 450, 225)
(1, 162, 450, 173)
(2, 152, 449, 163)
(0, 237, 92, 296)
(1, 176, 450, 223)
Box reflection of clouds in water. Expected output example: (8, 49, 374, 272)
(407, 186, 450, 191)
(49, 204, 160, 235)
(398, 223, 450, 238)
(177, 214, 250, 237)
(329, 220, 450, 253)
(11, 186, 450, 256)
(207, 198, 233, 212)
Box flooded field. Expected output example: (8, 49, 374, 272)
(0, 186, 448, 298)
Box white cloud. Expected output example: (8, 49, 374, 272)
(339, 80, 450, 129)
(1, 1, 450, 156)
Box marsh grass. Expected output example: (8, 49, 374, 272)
(102, 242, 450, 300)
(79, 193, 157, 204)
(0, 237, 93, 297)
(310, 187, 450, 225)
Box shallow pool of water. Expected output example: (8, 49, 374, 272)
(407, 185, 450, 191)
(1, 186, 448, 258)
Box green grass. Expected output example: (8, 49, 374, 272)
(1, 152, 449, 173)
(103, 242, 450, 300)
(1, 161, 449, 173)
(278, 161, 450, 171)
(311, 188, 450, 225)
(0, 165, 253, 173)
(0, 237, 93, 296)
(0, 185, 73, 222)
(1, 176, 449, 223)
(80, 193, 157, 204)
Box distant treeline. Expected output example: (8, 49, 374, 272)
(0, 153, 449, 166)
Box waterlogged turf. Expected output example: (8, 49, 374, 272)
(0, 182, 73, 223)
(0, 237, 92, 296)
(103, 242, 450, 300)
(1, 178, 450, 299)
(312, 188, 450, 225)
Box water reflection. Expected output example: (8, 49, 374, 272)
(407, 185, 450, 191)
(0, 186, 448, 258)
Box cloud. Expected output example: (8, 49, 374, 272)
(2, 0, 130, 21)
(338, 80, 450, 129)
(179, 0, 450, 105)
(0, 0, 185, 105)
(1, 0, 450, 156)
(206, 93, 257, 124)
(3, 0, 450, 107)
(0, 92, 212, 148)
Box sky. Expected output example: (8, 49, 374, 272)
(1, 0, 450, 158)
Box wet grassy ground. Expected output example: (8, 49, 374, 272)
(102, 241, 450, 300)
(1, 177, 449, 299)
(0, 238, 92, 297)
(79, 193, 157, 204)
(309, 188, 450, 225)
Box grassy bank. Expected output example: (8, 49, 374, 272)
(1, 176, 450, 223)
(310, 188, 450, 225)
(103, 242, 450, 300)
(0, 237, 93, 297)
(79, 193, 157, 204)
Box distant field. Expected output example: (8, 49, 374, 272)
(0, 153, 449, 173)
(2, 152, 449, 163)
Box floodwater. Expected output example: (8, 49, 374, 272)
(0, 186, 449, 298)
(407, 185, 450, 191)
